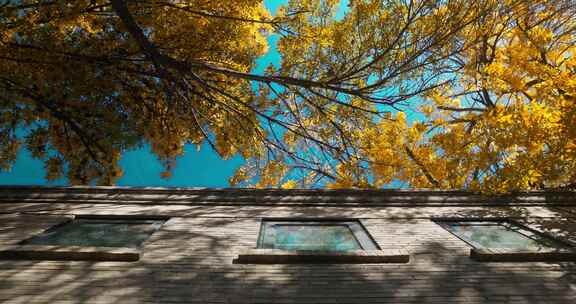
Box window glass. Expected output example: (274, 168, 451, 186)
(439, 220, 568, 251)
(258, 220, 379, 251)
(22, 218, 165, 248)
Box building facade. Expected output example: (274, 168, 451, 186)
(0, 186, 575, 303)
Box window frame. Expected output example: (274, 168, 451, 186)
(0, 215, 169, 262)
(235, 218, 409, 264)
(433, 217, 576, 262)
(256, 219, 381, 251)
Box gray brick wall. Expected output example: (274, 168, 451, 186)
(0, 187, 575, 303)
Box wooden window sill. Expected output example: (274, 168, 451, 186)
(0, 245, 140, 262)
(234, 249, 409, 264)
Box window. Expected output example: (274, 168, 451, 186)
(235, 219, 409, 264)
(435, 219, 575, 262)
(22, 217, 165, 248)
(257, 220, 379, 251)
(0, 216, 167, 262)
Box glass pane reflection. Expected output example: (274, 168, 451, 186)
(270, 224, 361, 251)
(23, 218, 165, 248)
(258, 220, 378, 252)
(444, 221, 567, 251)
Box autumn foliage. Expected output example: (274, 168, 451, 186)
(353, 0, 576, 192)
(0, 0, 575, 193)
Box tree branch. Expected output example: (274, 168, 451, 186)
(404, 145, 441, 188)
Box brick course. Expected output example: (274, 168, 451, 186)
(0, 186, 575, 303)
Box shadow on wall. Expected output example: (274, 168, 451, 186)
(5, 187, 576, 207)
(1, 221, 575, 303)
(0, 192, 575, 303)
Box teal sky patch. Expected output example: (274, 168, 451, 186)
(0, 0, 289, 187)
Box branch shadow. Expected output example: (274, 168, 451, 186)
(0, 192, 575, 303)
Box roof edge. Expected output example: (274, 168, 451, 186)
(0, 186, 575, 208)
(0, 185, 574, 195)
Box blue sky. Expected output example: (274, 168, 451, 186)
(0, 0, 355, 187)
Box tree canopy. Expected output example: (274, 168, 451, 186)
(350, 0, 576, 192)
(0, 0, 574, 192)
